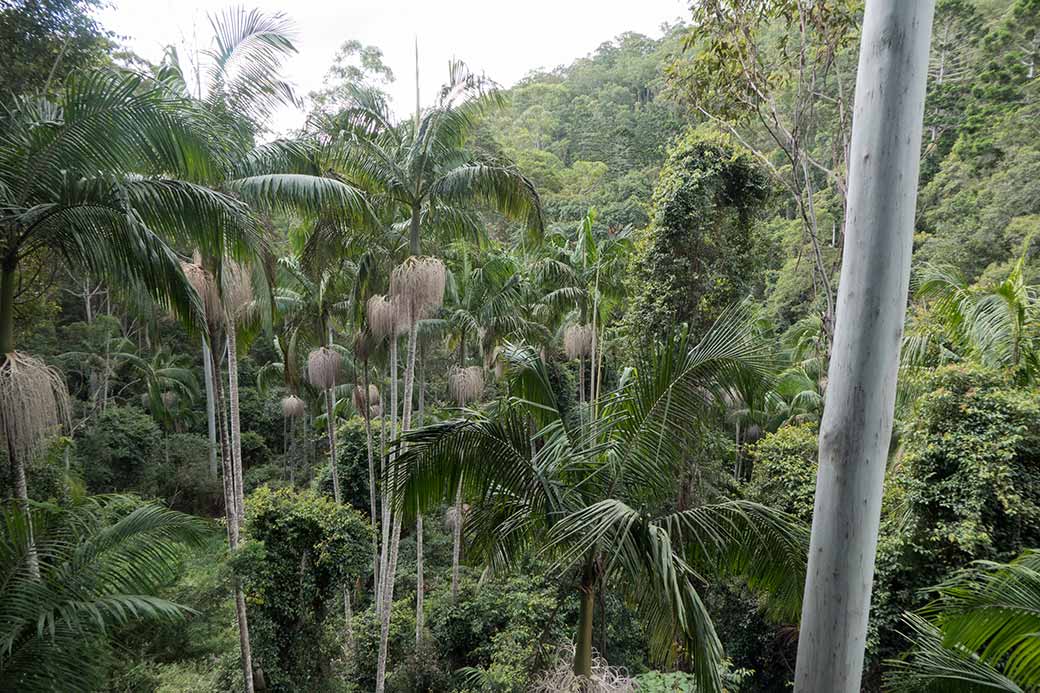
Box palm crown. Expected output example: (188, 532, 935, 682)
(389, 307, 808, 692)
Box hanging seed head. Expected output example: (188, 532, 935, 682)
(448, 365, 484, 406)
(366, 294, 401, 338)
(0, 352, 71, 465)
(493, 351, 507, 380)
(307, 347, 341, 390)
(390, 256, 446, 322)
(353, 330, 377, 361)
(281, 394, 305, 418)
(161, 391, 178, 408)
(223, 261, 253, 322)
(180, 259, 222, 326)
(445, 502, 470, 530)
(352, 383, 380, 416)
(563, 324, 593, 359)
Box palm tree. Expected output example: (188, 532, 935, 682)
(887, 550, 1040, 692)
(328, 62, 543, 692)
(535, 209, 632, 411)
(0, 69, 258, 506)
(0, 495, 207, 692)
(907, 257, 1038, 382)
(390, 308, 808, 692)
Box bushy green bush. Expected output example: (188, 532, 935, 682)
(868, 365, 1040, 677)
(236, 486, 372, 692)
(744, 423, 818, 523)
(314, 417, 376, 516)
(78, 405, 161, 494)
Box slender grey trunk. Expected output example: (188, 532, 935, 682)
(377, 320, 418, 693)
(207, 337, 254, 693)
(362, 361, 380, 601)
(226, 321, 245, 529)
(202, 341, 218, 478)
(415, 351, 425, 642)
(450, 480, 463, 602)
(794, 3, 934, 691)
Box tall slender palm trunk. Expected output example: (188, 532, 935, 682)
(794, 2, 934, 690)
(207, 337, 255, 693)
(225, 320, 245, 529)
(573, 560, 596, 678)
(415, 348, 425, 643)
(202, 341, 218, 478)
(377, 319, 420, 693)
(362, 361, 380, 599)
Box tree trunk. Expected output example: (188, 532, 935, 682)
(207, 336, 255, 693)
(226, 320, 245, 529)
(415, 350, 425, 643)
(573, 562, 596, 678)
(377, 320, 419, 693)
(450, 480, 463, 602)
(202, 341, 218, 478)
(0, 258, 16, 356)
(325, 387, 340, 503)
(794, 3, 934, 691)
(362, 360, 380, 600)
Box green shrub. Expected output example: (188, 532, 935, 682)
(78, 405, 161, 494)
(236, 486, 372, 692)
(744, 423, 818, 523)
(869, 365, 1040, 675)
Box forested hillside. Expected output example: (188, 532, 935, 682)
(0, 0, 1038, 692)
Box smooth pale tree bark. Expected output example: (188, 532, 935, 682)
(362, 361, 380, 601)
(202, 342, 218, 478)
(207, 338, 255, 693)
(225, 319, 245, 529)
(415, 348, 425, 643)
(794, 3, 935, 691)
(377, 320, 419, 693)
(450, 479, 463, 602)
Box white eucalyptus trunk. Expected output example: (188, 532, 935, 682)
(794, 3, 935, 691)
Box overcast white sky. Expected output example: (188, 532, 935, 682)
(98, 0, 688, 135)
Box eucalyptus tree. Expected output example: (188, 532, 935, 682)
(390, 309, 807, 691)
(0, 495, 207, 692)
(794, 3, 935, 691)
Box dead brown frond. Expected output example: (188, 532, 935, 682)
(180, 259, 222, 326)
(367, 294, 404, 339)
(281, 394, 305, 418)
(352, 384, 380, 418)
(390, 256, 446, 323)
(530, 644, 636, 693)
(223, 260, 254, 321)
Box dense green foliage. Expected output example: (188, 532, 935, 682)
(0, 0, 1037, 691)
(237, 487, 371, 691)
(622, 128, 771, 347)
